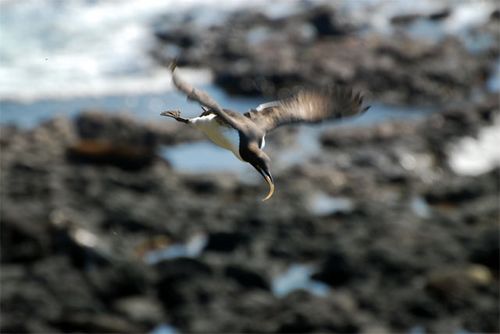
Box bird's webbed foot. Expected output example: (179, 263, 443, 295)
(160, 110, 190, 124)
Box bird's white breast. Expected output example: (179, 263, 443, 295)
(190, 114, 243, 160)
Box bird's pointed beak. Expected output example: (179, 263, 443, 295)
(262, 174, 275, 201)
(248, 145, 275, 201)
(254, 165, 274, 201)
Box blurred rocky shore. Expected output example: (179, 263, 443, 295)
(151, 4, 499, 105)
(1, 4, 499, 334)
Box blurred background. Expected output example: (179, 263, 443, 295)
(0, 0, 499, 333)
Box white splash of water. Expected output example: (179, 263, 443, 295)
(448, 115, 500, 176)
(0, 0, 294, 102)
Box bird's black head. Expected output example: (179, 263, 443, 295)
(242, 142, 274, 201)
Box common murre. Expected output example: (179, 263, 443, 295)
(162, 62, 369, 201)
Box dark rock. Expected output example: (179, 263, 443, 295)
(469, 228, 500, 271)
(276, 291, 366, 333)
(86, 261, 153, 302)
(1, 59, 498, 333)
(113, 296, 165, 327)
(204, 232, 249, 252)
(321, 121, 420, 149)
(183, 177, 220, 194)
(428, 9, 451, 21)
(308, 6, 349, 37)
(182, 173, 235, 195)
(151, 4, 496, 105)
(0, 257, 106, 332)
(50, 219, 112, 269)
(224, 264, 270, 290)
(211, 290, 278, 333)
(32, 256, 101, 313)
(1, 264, 61, 329)
(0, 124, 20, 147)
(75, 110, 203, 147)
(75, 111, 157, 147)
(424, 176, 489, 205)
(155, 258, 214, 309)
(4, 162, 51, 199)
(391, 14, 422, 25)
(491, 9, 500, 21)
(424, 267, 479, 310)
(0, 210, 51, 263)
(311, 249, 357, 287)
(51, 313, 145, 333)
(214, 71, 304, 97)
(155, 257, 213, 280)
(67, 139, 156, 171)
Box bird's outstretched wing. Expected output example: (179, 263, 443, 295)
(169, 62, 247, 132)
(245, 86, 369, 133)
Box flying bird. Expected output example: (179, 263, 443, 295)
(162, 63, 369, 201)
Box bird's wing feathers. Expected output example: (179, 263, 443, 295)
(245, 86, 369, 133)
(255, 101, 282, 112)
(170, 63, 246, 132)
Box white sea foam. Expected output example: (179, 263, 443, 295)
(0, 0, 496, 102)
(443, 1, 497, 34)
(0, 0, 295, 102)
(448, 115, 500, 176)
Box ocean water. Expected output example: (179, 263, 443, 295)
(1, 0, 496, 104)
(0, 0, 299, 102)
(0, 79, 264, 128)
(271, 264, 330, 298)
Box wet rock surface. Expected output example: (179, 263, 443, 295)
(1, 92, 498, 333)
(151, 4, 499, 105)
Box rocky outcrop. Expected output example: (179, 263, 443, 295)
(1, 91, 498, 333)
(151, 5, 498, 106)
